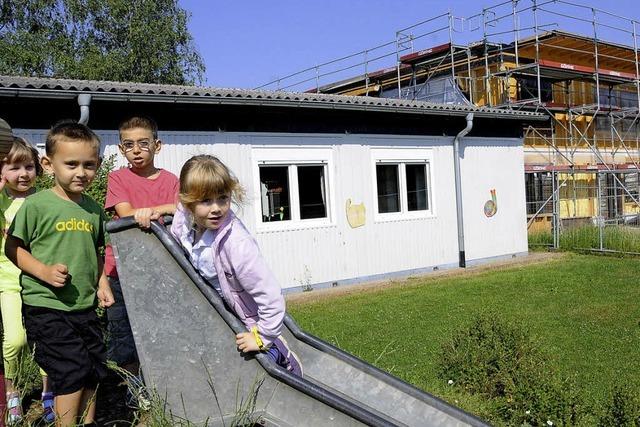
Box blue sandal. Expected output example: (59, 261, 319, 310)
(42, 392, 55, 423)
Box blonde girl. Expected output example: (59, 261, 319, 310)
(170, 155, 302, 376)
(0, 138, 53, 424)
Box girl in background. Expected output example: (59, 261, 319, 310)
(0, 138, 53, 424)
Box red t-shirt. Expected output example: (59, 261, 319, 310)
(104, 168, 179, 277)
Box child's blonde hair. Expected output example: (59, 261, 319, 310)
(179, 155, 245, 211)
(1, 137, 43, 176)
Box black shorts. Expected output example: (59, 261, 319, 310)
(23, 304, 108, 395)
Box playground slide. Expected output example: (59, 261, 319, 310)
(107, 218, 489, 427)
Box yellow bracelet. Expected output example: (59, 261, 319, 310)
(251, 326, 266, 350)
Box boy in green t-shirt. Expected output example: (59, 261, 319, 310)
(5, 120, 114, 427)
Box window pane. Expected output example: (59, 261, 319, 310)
(259, 166, 291, 222)
(298, 165, 327, 219)
(376, 164, 400, 213)
(406, 164, 428, 211)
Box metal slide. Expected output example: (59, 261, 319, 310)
(107, 219, 489, 427)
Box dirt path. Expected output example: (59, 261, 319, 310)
(286, 251, 565, 305)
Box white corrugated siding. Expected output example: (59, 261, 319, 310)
(210, 133, 464, 290)
(14, 129, 526, 290)
(460, 138, 528, 261)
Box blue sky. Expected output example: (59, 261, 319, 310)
(179, 0, 640, 90)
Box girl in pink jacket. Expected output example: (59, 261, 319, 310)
(170, 155, 302, 376)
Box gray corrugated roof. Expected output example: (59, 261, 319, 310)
(0, 75, 546, 121)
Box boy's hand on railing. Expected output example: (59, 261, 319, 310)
(41, 263, 68, 287)
(134, 207, 161, 229)
(236, 332, 261, 353)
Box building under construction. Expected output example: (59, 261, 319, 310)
(259, 0, 640, 251)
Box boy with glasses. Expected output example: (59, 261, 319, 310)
(104, 116, 179, 405)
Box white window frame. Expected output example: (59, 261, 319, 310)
(371, 148, 435, 222)
(252, 147, 335, 232)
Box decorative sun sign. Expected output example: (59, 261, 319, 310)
(484, 189, 497, 217)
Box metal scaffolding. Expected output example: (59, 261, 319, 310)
(257, 0, 640, 254)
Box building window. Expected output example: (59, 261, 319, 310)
(259, 164, 328, 223)
(297, 165, 327, 219)
(253, 147, 333, 229)
(372, 149, 433, 220)
(406, 164, 429, 211)
(259, 166, 291, 222)
(376, 164, 400, 213)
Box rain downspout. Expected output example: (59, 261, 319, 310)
(453, 113, 474, 268)
(78, 94, 91, 125)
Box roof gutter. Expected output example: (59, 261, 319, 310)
(453, 113, 474, 268)
(0, 87, 547, 122)
(77, 94, 91, 125)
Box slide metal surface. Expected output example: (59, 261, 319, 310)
(107, 219, 489, 427)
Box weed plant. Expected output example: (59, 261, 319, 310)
(107, 361, 264, 427)
(438, 312, 582, 425)
(12, 350, 42, 403)
(598, 384, 640, 427)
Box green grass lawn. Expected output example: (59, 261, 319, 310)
(287, 253, 640, 424)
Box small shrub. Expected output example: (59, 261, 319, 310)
(598, 384, 640, 427)
(496, 372, 582, 426)
(437, 311, 541, 398)
(437, 311, 582, 426)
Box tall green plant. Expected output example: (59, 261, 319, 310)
(559, 225, 640, 253)
(530, 224, 640, 254)
(528, 230, 553, 249)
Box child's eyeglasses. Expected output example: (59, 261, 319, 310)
(120, 139, 155, 152)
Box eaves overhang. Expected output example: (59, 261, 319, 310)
(0, 75, 547, 122)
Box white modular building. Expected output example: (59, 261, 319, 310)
(1, 76, 545, 292)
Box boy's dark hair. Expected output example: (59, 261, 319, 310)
(118, 116, 158, 140)
(45, 120, 100, 156)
